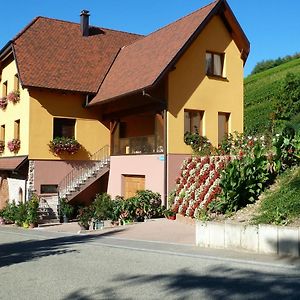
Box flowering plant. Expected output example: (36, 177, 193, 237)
(184, 129, 214, 156)
(7, 90, 20, 103)
(172, 155, 230, 218)
(49, 137, 81, 155)
(7, 139, 20, 153)
(0, 97, 8, 110)
(0, 141, 4, 153)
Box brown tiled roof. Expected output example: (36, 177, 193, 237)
(90, 0, 249, 105)
(89, 1, 218, 105)
(12, 18, 142, 93)
(0, 156, 27, 170)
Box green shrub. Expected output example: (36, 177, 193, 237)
(27, 194, 39, 224)
(0, 197, 39, 226)
(270, 127, 300, 173)
(168, 189, 176, 208)
(15, 202, 29, 226)
(77, 206, 93, 228)
(135, 190, 163, 219)
(0, 201, 18, 223)
(215, 141, 270, 214)
(111, 196, 124, 222)
(93, 193, 113, 221)
(250, 53, 300, 75)
(111, 190, 163, 222)
(59, 198, 74, 218)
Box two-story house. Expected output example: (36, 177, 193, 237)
(0, 0, 249, 210)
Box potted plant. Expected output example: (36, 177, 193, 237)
(15, 202, 28, 227)
(59, 198, 74, 223)
(7, 138, 20, 153)
(92, 193, 112, 229)
(49, 137, 81, 155)
(0, 97, 8, 110)
(27, 194, 39, 228)
(7, 90, 20, 103)
(164, 208, 176, 220)
(77, 206, 93, 230)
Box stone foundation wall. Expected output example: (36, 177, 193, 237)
(0, 175, 9, 209)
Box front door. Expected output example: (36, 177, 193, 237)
(123, 175, 145, 199)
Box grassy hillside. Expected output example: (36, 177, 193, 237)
(244, 57, 300, 135)
(253, 166, 300, 225)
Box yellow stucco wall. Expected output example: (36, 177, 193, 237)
(167, 15, 244, 154)
(0, 59, 30, 157)
(28, 90, 109, 160)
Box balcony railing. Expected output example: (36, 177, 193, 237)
(114, 135, 163, 155)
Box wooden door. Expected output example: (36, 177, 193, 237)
(123, 175, 145, 199)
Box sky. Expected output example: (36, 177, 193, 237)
(0, 0, 299, 76)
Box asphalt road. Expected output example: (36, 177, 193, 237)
(1, 226, 300, 300)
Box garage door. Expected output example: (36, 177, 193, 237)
(123, 175, 145, 199)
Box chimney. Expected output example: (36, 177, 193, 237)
(80, 10, 90, 37)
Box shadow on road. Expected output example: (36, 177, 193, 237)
(110, 266, 300, 299)
(0, 229, 124, 268)
(61, 266, 300, 299)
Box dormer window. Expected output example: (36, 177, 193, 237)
(205, 52, 224, 77)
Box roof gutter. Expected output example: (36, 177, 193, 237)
(88, 85, 153, 106)
(11, 43, 24, 87)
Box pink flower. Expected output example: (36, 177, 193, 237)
(7, 139, 20, 153)
(7, 91, 20, 103)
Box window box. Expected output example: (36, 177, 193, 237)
(0, 140, 4, 153)
(7, 90, 20, 104)
(0, 97, 7, 110)
(49, 137, 81, 155)
(7, 138, 20, 153)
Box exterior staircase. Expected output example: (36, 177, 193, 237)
(38, 196, 59, 222)
(58, 145, 110, 202)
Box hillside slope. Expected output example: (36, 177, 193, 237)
(244, 57, 300, 134)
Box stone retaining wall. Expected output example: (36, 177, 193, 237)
(196, 221, 300, 257)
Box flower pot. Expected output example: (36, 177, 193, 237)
(63, 215, 69, 223)
(93, 220, 104, 230)
(167, 215, 176, 220)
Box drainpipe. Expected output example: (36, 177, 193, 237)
(163, 108, 168, 208)
(142, 90, 168, 207)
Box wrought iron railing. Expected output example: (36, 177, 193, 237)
(58, 145, 110, 199)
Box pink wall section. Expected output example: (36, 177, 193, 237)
(167, 154, 191, 193)
(108, 155, 165, 199)
(34, 160, 92, 194)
